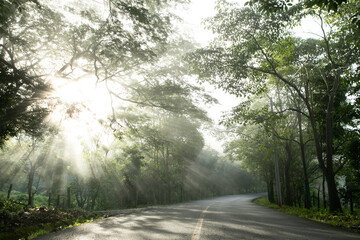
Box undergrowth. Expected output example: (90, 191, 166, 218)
(0, 199, 103, 240)
(254, 197, 360, 232)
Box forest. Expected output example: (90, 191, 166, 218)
(0, 0, 360, 235)
(0, 0, 263, 213)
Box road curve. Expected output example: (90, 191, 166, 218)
(36, 194, 360, 239)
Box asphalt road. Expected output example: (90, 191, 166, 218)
(36, 194, 360, 239)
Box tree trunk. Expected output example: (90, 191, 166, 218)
(165, 145, 171, 204)
(267, 179, 275, 203)
(48, 192, 51, 208)
(324, 169, 341, 212)
(307, 103, 341, 212)
(322, 175, 327, 209)
(135, 189, 138, 208)
(27, 162, 36, 207)
(67, 187, 71, 209)
(7, 184, 12, 199)
(349, 188, 354, 214)
(56, 194, 60, 207)
(284, 141, 293, 206)
(324, 95, 342, 212)
(318, 185, 320, 209)
(180, 184, 183, 202)
(312, 191, 315, 208)
(153, 191, 157, 205)
(297, 111, 311, 208)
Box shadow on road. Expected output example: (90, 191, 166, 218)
(36, 194, 360, 240)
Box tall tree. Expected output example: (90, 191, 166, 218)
(187, 1, 359, 211)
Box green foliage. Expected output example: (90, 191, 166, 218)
(0, 199, 102, 240)
(13, 194, 28, 203)
(188, 0, 360, 213)
(0, 0, 191, 146)
(305, 0, 348, 12)
(33, 194, 48, 207)
(0, 198, 25, 213)
(0, 59, 52, 147)
(245, 0, 349, 14)
(255, 197, 360, 231)
(0, 192, 5, 200)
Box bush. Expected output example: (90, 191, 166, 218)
(0, 192, 6, 200)
(0, 202, 103, 240)
(13, 193, 28, 203)
(0, 199, 25, 212)
(34, 195, 48, 207)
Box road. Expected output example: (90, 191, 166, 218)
(37, 194, 360, 239)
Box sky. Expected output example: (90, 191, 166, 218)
(176, 0, 217, 45)
(176, 0, 244, 153)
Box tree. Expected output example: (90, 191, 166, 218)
(122, 145, 143, 207)
(225, 124, 276, 203)
(0, 0, 191, 145)
(1, 16, 52, 146)
(187, 1, 359, 211)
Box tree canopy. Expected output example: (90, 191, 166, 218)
(187, 0, 360, 212)
(0, 1, 264, 223)
(1, 1, 360, 234)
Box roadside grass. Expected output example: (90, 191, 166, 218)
(254, 197, 360, 232)
(0, 199, 103, 240)
(24, 218, 100, 239)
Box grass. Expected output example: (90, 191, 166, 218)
(254, 197, 360, 232)
(24, 217, 100, 239)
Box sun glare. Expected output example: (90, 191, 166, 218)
(50, 69, 111, 122)
(46, 68, 115, 175)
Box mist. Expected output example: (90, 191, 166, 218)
(0, 0, 262, 212)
